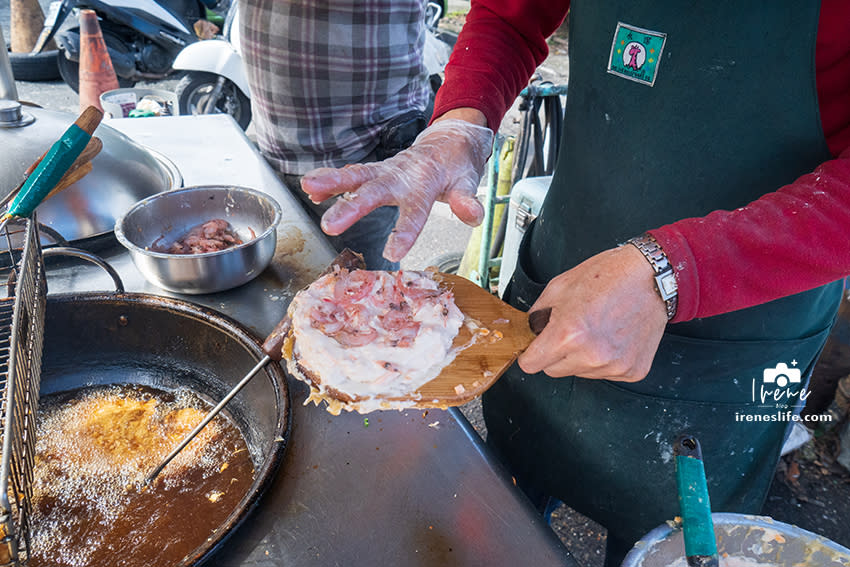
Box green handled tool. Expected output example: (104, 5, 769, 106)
(1, 106, 103, 229)
(674, 435, 720, 567)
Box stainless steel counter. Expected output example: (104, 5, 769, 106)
(44, 115, 576, 567)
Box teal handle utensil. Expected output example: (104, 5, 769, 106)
(674, 435, 720, 567)
(3, 106, 102, 221)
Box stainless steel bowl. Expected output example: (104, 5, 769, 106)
(622, 513, 850, 566)
(115, 185, 282, 294)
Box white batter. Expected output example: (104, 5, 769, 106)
(288, 269, 464, 413)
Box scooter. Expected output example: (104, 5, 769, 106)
(171, 0, 452, 132)
(171, 0, 251, 129)
(31, 0, 208, 92)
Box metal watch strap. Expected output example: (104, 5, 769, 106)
(626, 233, 678, 320)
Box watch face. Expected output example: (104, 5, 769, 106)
(656, 271, 678, 300)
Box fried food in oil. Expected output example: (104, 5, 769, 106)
(41, 393, 216, 472)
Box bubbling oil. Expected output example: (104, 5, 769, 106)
(29, 384, 255, 567)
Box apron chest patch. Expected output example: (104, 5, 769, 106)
(607, 22, 667, 86)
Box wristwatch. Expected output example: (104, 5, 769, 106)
(626, 233, 678, 320)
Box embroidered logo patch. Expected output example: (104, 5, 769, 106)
(607, 22, 667, 86)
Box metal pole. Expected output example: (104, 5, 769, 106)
(145, 354, 272, 484)
(0, 27, 19, 101)
(477, 135, 502, 290)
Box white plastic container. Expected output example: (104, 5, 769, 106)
(498, 175, 552, 298)
(100, 87, 179, 119)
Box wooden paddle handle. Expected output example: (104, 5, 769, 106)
(74, 106, 104, 135)
(528, 307, 551, 334)
(21, 110, 100, 177)
(262, 316, 291, 362)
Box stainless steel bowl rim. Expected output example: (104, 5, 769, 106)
(622, 512, 850, 566)
(114, 185, 282, 259)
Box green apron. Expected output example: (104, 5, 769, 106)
(484, 0, 843, 557)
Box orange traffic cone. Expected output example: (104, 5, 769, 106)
(78, 9, 119, 113)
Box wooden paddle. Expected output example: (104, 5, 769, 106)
(411, 272, 540, 408)
(147, 251, 538, 480)
(264, 250, 549, 411)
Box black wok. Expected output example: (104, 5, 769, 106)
(39, 291, 290, 566)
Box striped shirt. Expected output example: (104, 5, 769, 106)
(241, 0, 431, 174)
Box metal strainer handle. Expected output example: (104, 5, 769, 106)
(144, 354, 272, 484)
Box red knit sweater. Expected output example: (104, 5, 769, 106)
(433, 0, 850, 323)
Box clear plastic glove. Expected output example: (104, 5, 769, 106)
(301, 119, 494, 262)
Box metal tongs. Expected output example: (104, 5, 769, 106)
(0, 106, 103, 232)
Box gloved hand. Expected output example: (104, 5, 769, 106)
(301, 119, 494, 262)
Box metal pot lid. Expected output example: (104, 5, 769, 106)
(0, 104, 182, 244)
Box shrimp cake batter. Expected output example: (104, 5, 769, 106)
(287, 268, 464, 413)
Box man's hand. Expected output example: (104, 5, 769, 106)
(517, 244, 669, 381)
(300, 116, 494, 262)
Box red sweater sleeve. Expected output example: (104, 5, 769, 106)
(652, 0, 850, 322)
(651, 150, 850, 322)
(432, 0, 569, 129)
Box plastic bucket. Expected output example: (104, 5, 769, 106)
(100, 87, 179, 119)
(622, 513, 850, 566)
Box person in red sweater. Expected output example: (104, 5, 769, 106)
(301, 1, 850, 563)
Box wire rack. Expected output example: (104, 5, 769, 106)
(0, 216, 46, 565)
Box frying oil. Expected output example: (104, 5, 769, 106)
(29, 384, 255, 566)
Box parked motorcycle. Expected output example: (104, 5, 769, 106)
(172, 0, 251, 129)
(32, 0, 208, 92)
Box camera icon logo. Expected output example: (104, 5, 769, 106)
(763, 363, 801, 388)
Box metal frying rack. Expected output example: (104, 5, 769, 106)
(0, 216, 46, 565)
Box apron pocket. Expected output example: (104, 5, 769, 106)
(503, 219, 546, 310)
(613, 325, 834, 404)
(484, 324, 834, 546)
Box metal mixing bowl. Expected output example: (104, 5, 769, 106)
(115, 185, 282, 294)
(622, 513, 850, 566)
